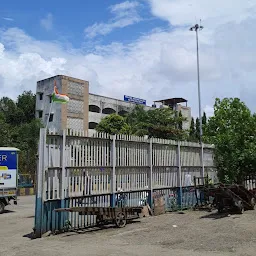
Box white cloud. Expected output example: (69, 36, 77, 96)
(40, 13, 53, 31)
(0, 0, 256, 116)
(84, 1, 141, 38)
(148, 0, 255, 27)
(204, 105, 214, 118)
(3, 17, 14, 21)
(109, 1, 139, 13)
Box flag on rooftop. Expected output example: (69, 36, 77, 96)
(52, 81, 69, 103)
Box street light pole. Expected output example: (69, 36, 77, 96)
(190, 23, 205, 177)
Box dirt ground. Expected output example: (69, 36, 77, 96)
(1, 196, 256, 256)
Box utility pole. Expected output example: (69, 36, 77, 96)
(190, 23, 205, 177)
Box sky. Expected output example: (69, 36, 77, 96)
(0, 0, 256, 117)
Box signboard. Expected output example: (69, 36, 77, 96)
(124, 95, 146, 105)
(0, 151, 17, 189)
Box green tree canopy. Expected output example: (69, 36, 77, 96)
(96, 105, 187, 140)
(195, 117, 200, 141)
(16, 91, 36, 123)
(189, 117, 196, 141)
(0, 92, 41, 175)
(205, 98, 256, 183)
(96, 114, 131, 135)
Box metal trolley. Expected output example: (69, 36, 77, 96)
(55, 206, 143, 228)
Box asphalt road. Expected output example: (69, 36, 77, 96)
(1, 196, 256, 256)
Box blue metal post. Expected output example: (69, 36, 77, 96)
(60, 129, 67, 229)
(148, 139, 153, 208)
(34, 128, 46, 238)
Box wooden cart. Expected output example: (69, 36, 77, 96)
(55, 206, 143, 228)
(210, 184, 255, 214)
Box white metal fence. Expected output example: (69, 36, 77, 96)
(38, 128, 217, 202)
(35, 128, 217, 237)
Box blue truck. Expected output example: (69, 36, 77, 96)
(0, 147, 19, 214)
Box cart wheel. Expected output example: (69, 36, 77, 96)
(0, 201, 5, 214)
(115, 212, 126, 228)
(237, 201, 244, 214)
(96, 216, 104, 227)
(218, 206, 224, 213)
(250, 198, 255, 210)
(217, 202, 224, 214)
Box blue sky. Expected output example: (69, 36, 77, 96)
(1, 0, 167, 48)
(0, 0, 255, 116)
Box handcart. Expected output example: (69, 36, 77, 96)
(55, 206, 143, 228)
(210, 184, 255, 214)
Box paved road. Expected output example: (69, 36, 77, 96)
(1, 196, 256, 256)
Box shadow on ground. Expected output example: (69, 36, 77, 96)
(2, 210, 15, 214)
(23, 232, 36, 240)
(22, 220, 141, 239)
(63, 220, 141, 237)
(200, 211, 240, 220)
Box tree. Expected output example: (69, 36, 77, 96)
(178, 111, 183, 130)
(0, 112, 12, 146)
(0, 92, 40, 175)
(202, 112, 207, 134)
(127, 105, 187, 140)
(125, 105, 149, 136)
(205, 98, 256, 183)
(96, 114, 131, 135)
(189, 117, 196, 141)
(12, 119, 42, 174)
(0, 97, 24, 125)
(16, 91, 36, 123)
(195, 117, 200, 142)
(202, 112, 207, 125)
(96, 105, 188, 140)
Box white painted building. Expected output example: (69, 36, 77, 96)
(88, 93, 152, 129)
(36, 75, 192, 132)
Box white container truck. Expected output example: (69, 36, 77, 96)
(0, 147, 19, 213)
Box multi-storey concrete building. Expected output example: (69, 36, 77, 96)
(36, 75, 192, 132)
(88, 93, 152, 129)
(36, 75, 89, 131)
(154, 98, 192, 130)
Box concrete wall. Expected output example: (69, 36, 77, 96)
(36, 76, 63, 131)
(177, 105, 192, 130)
(65, 76, 89, 131)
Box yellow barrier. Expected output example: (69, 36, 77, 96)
(17, 187, 35, 196)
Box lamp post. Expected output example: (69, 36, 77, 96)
(190, 23, 205, 177)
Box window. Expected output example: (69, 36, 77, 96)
(49, 114, 54, 122)
(118, 110, 128, 116)
(89, 105, 101, 113)
(102, 108, 116, 115)
(38, 111, 43, 118)
(89, 122, 98, 129)
(39, 93, 43, 100)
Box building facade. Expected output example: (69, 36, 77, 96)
(88, 93, 152, 129)
(36, 75, 89, 131)
(36, 75, 192, 132)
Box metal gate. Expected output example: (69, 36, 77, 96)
(34, 128, 217, 237)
